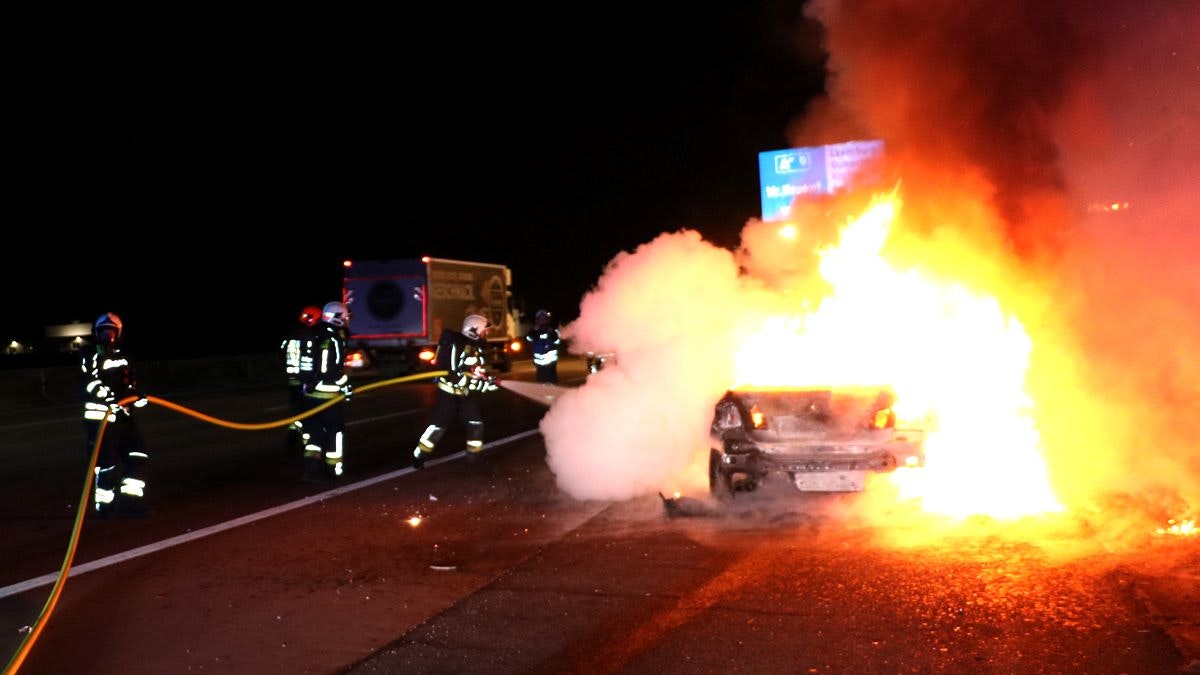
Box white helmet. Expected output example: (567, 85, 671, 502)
(322, 301, 350, 327)
(462, 314, 489, 339)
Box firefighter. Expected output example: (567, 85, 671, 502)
(280, 304, 322, 456)
(524, 309, 561, 384)
(297, 301, 353, 482)
(81, 312, 151, 518)
(411, 314, 500, 468)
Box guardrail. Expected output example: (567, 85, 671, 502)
(0, 353, 282, 413)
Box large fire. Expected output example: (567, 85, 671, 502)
(732, 192, 1063, 520)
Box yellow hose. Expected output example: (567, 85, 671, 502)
(2, 370, 446, 675)
(148, 371, 445, 429)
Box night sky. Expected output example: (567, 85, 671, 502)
(4, 6, 825, 360)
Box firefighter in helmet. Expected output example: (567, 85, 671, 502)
(524, 309, 561, 384)
(80, 312, 152, 517)
(411, 313, 500, 468)
(297, 301, 353, 482)
(281, 304, 322, 456)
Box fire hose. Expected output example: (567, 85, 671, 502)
(2, 370, 446, 675)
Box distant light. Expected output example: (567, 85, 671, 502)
(777, 223, 798, 240)
(1087, 200, 1131, 213)
(420, 256, 431, 263)
(407, 516, 423, 527)
(342, 260, 353, 268)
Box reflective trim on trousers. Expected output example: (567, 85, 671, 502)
(326, 432, 344, 476)
(418, 424, 441, 446)
(466, 420, 484, 446)
(120, 477, 145, 497)
(94, 466, 116, 505)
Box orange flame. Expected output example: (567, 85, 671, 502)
(1156, 518, 1198, 536)
(733, 192, 1063, 520)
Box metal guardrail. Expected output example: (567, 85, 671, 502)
(0, 353, 282, 413)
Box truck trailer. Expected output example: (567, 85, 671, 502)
(342, 257, 520, 375)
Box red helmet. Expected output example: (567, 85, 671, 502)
(94, 312, 123, 345)
(299, 305, 322, 327)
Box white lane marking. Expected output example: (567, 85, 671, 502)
(0, 428, 542, 600)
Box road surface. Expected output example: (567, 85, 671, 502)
(2, 358, 1199, 674)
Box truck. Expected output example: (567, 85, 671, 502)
(341, 257, 521, 375)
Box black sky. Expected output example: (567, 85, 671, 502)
(4, 6, 825, 360)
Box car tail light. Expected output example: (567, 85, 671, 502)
(345, 350, 366, 369)
(418, 348, 436, 363)
(750, 404, 767, 429)
(509, 340, 522, 353)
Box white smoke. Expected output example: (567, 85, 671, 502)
(543, 230, 768, 501)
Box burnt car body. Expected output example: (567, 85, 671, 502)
(708, 386, 926, 496)
(585, 351, 616, 374)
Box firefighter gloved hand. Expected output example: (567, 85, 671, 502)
(108, 402, 129, 416)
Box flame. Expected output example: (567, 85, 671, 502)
(407, 515, 423, 527)
(1156, 518, 1198, 536)
(733, 192, 1062, 520)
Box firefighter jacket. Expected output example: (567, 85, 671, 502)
(434, 329, 499, 396)
(281, 324, 318, 388)
(525, 327, 562, 367)
(298, 323, 350, 400)
(81, 344, 147, 423)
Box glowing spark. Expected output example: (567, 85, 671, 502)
(1156, 518, 1197, 536)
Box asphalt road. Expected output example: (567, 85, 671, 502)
(2, 358, 1200, 674)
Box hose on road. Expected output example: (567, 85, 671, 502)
(3, 370, 446, 675)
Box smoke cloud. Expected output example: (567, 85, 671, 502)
(542, 0, 1200, 540)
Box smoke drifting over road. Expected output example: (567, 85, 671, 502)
(543, 0, 1200, 540)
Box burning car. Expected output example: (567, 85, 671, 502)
(585, 351, 616, 374)
(708, 385, 926, 496)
